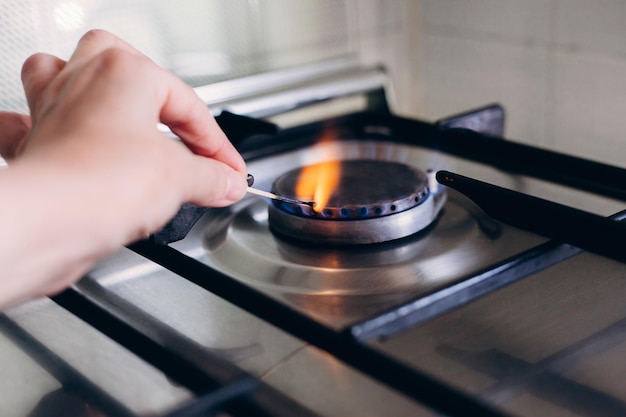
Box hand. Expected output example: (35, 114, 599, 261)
(0, 30, 248, 307)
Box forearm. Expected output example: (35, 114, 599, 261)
(0, 161, 114, 308)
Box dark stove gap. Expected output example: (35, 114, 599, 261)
(49, 288, 312, 417)
(0, 314, 136, 417)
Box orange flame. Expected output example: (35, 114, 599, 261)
(295, 133, 341, 212)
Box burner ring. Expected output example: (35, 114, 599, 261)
(268, 160, 446, 244)
(270, 160, 430, 220)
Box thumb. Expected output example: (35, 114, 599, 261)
(183, 154, 248, 207)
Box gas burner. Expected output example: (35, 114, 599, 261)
(267, 160, 447, 244)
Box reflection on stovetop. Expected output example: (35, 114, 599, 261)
(369, 251, 626, 417)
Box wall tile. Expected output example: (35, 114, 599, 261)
(553, 51, 626, 166)
(420, 0, 553, 43)
(350, 0, 422, 116)
(419, 34, 550, 146)
(555, 0, 626, 57)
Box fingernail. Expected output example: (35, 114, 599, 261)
(226, 171, 247, 201)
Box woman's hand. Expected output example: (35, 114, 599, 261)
(0, 30, 248, 308)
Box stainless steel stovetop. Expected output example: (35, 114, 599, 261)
(173, 140, 550, 330)
(3, 61, 626, 417)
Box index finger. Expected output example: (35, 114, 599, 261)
(74, 30, 245, 173)
(159, 87, 246, 174)
(67, 30, 143, 70)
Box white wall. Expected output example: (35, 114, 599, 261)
(348, 0, 422, 117)
(415, 0, 626, 166)
(0, 1, 354, 113)
(2, 1, 623, 168)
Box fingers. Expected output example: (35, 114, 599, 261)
(21, 30, 140, 120)
(21, 30, 125, 117)
(0, 112, 31, 160)
(71, 30, 246, 174)
(21, 53, 66, 120)
(159, 88, 247, 174)
(67, 29, 143, 69)
(19, 29, 247, 208)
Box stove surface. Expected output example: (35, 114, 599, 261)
(173, 139, 551, 329)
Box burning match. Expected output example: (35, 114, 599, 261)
(246, 174, 315, 207)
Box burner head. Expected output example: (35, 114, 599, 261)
(268, 160, 447, 245)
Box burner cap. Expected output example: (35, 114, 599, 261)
(271, 160, 429, 219)
(268, 160, 446, 245)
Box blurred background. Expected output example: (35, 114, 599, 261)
(1, 0, 626, 166)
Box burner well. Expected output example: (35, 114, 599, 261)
(268, 160, 447, 245)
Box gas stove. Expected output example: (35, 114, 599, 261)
(3, 61, 626, 417)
